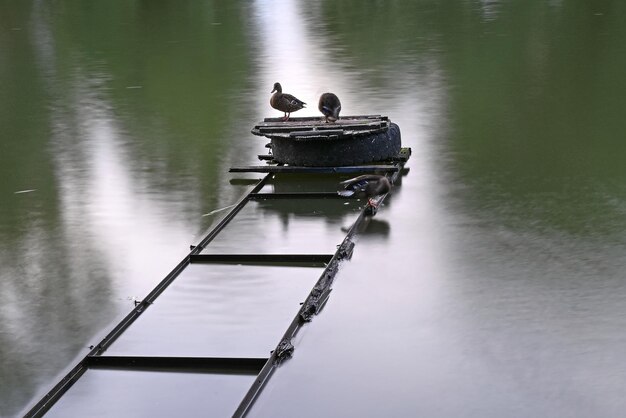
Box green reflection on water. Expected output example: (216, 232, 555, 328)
(2, 0, 626, 416)
(442, 1, 626, 236)
(317, 0, 626, 236)
(1, 1, 252, 415)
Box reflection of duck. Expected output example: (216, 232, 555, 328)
(341, 218, 390, 239)
(338, 175, 391, 208)
(318, 92, 341, 122)
(270, 82, 306, 121)
(363, 219, 391, 238)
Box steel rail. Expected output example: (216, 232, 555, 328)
(231, 159, 408, 418)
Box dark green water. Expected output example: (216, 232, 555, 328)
(2, 1, 626, 416)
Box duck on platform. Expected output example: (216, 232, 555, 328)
(270, 82, 306, 121)
(318, 92, 341, 122)
(338, 175, 391, 209)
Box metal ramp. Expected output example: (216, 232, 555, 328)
(25, 148, 411, 418)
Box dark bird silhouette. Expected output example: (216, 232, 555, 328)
(318, 92, 341, 122)
(270, 82, 306, 121)
(338, 175, 391, 208)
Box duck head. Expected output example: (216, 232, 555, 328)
(271, 82, 282, 93)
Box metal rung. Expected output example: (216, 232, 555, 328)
(86, 356, 267, 374)
(249, 192, 344, 199)
(190, 254, 333, 265)
(230, 165, 399, 174)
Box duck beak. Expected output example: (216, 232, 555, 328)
(271, 88, 276, 93)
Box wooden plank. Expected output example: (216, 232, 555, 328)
(256, 120, 385, 129)
(262, 115, 384, 123)
(252, 116, 389, 138)
(289, 129, 345, 138)
(254, 121, 386, 134)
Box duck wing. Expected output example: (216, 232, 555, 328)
(337, 189, 356, 197)
(340, 175, 391, 198)
(321, 104, 340, 115)
(339, 175, 385, 189)
(280, 93, 306, 110)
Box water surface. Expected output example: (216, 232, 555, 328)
(2, 1, 626, 417)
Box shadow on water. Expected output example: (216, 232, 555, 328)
(355, 218, 391, 240)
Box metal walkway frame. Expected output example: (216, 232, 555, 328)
(25, 148, 411, 418)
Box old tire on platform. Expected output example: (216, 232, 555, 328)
(269, 122, 401, 167)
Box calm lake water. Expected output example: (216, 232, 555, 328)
(2, 1, 626, 417)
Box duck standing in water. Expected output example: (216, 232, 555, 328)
(338, 175, 391, 208)
(270, 82, 306, 121)
(318, 92, 341, 122)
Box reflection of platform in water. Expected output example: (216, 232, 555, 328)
(25, 146, 411, 418)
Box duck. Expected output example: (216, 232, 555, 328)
(270, 82, 306, 121)
(337, 175, 391, 208)
(318, 92, 341, 122)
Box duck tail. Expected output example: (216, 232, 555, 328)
(337, 190, 355, 197)
(340, 175, 371, 186)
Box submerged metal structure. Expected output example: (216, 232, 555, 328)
(25, 118, 411, 417)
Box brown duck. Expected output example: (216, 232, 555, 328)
(270, 82, 306, 121)
(338, 175, 391, 208)
(318, 92, 341, 122)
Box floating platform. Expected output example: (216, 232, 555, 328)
(251, 115, 401, 167)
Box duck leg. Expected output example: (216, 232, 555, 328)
(365, 198, 379, 216)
